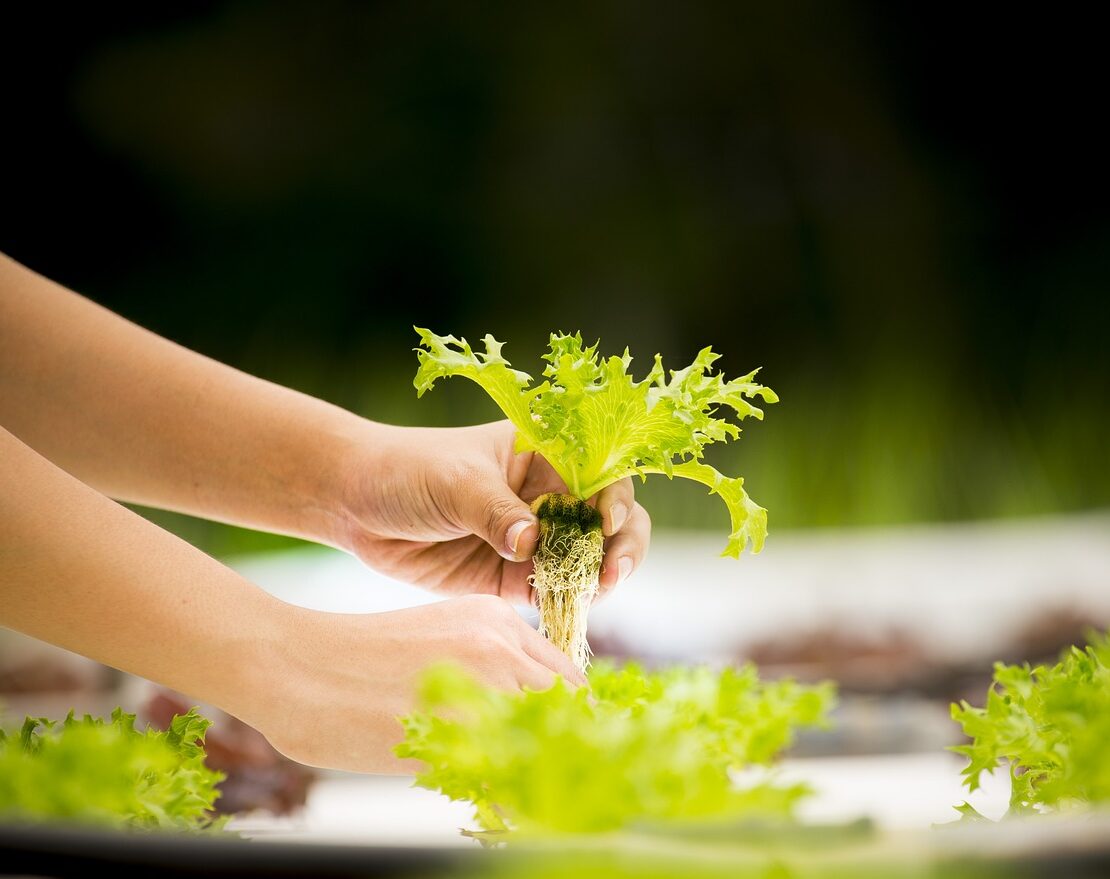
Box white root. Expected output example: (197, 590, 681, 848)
(528, 494, 604, 674)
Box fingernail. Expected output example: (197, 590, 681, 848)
(617, 556, 633, 583)
(505, 520, 534, 559)
(609, 502, 628, 534)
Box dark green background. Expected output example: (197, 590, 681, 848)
(4, 3, 1107, 555)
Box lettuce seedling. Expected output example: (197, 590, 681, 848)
(0, 706, 224, 831)
(397, 661, 833, 837)
(951, 630, 1110, 818)
(414, 329, 777, 670)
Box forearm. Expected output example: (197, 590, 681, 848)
(0, 252, 370, 546)
(0, 423, 294, 721)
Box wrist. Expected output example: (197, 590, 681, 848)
(326, 418, 411, 554)
(296, 412, 390, 552)
(223, 602, 402, 771)
(215, 593, 313, 731)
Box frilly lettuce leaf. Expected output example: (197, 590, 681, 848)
(396, 661, 834, 835)
(950, 631, 1110, 818)
(0, 706, 224, 831)
(414, 328, 777, 556)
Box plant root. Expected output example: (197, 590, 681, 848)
(528, 493, 604, 674)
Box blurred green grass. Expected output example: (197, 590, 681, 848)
(14, 4, 1103, 560)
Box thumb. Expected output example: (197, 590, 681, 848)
(457, 483, 539, 562)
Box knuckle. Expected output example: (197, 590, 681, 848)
(470, 631, 518, 670)
(481, 495, 518, 534)
(492, 668, 522, 691)
(458, 623, 501, 659)
(459, 593, 516, 625)
(429, 461, 478, 523)
(446, 460, 483, 492)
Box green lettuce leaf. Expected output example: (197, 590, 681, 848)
(951, 630, 1110, 817)
(0, 706, 224, 831)
(414, 328, 777, 556)
(397, 661, 834, 836)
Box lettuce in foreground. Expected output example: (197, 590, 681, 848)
(951, 630, 1110, 818)
(397, 662, 834, 837)
(0, 707, 224, 831)
(414, 329, 777, 670)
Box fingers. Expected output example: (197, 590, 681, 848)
(452, 470, 539, 562)
(598, 502, 651, 596)
(596, 477, 635, 537)
(513, 614, 588, 687)
(457, 594, 585, 689)
(514, 655, 561, 691)
(497, 558, 538, 608)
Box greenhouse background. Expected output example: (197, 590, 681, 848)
(5, 2, 1107, 554)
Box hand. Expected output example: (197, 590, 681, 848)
(337, 420, 651, 605)
(252, 595, 586, 772)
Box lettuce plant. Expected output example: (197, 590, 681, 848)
(951, 631, 1110, 818)
(0, 707, 224, 830)
(414, 329, 776, 669)
(397, 661, 833, 837)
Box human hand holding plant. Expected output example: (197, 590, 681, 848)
(335, 419, 652, 606)
(412, 329, 777, 671)
(0, 419, 587, 777)
(0, 254, 597, 778)
(250, 594, 587, 773)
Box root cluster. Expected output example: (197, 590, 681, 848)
(528, 493, 604, 674)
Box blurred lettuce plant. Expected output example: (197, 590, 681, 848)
(952, 631, 1110, 818)
(0, 707, 224, 831)
(397, 661, 834, 837)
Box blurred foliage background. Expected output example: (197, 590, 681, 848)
(3, 2, 1107, 556)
